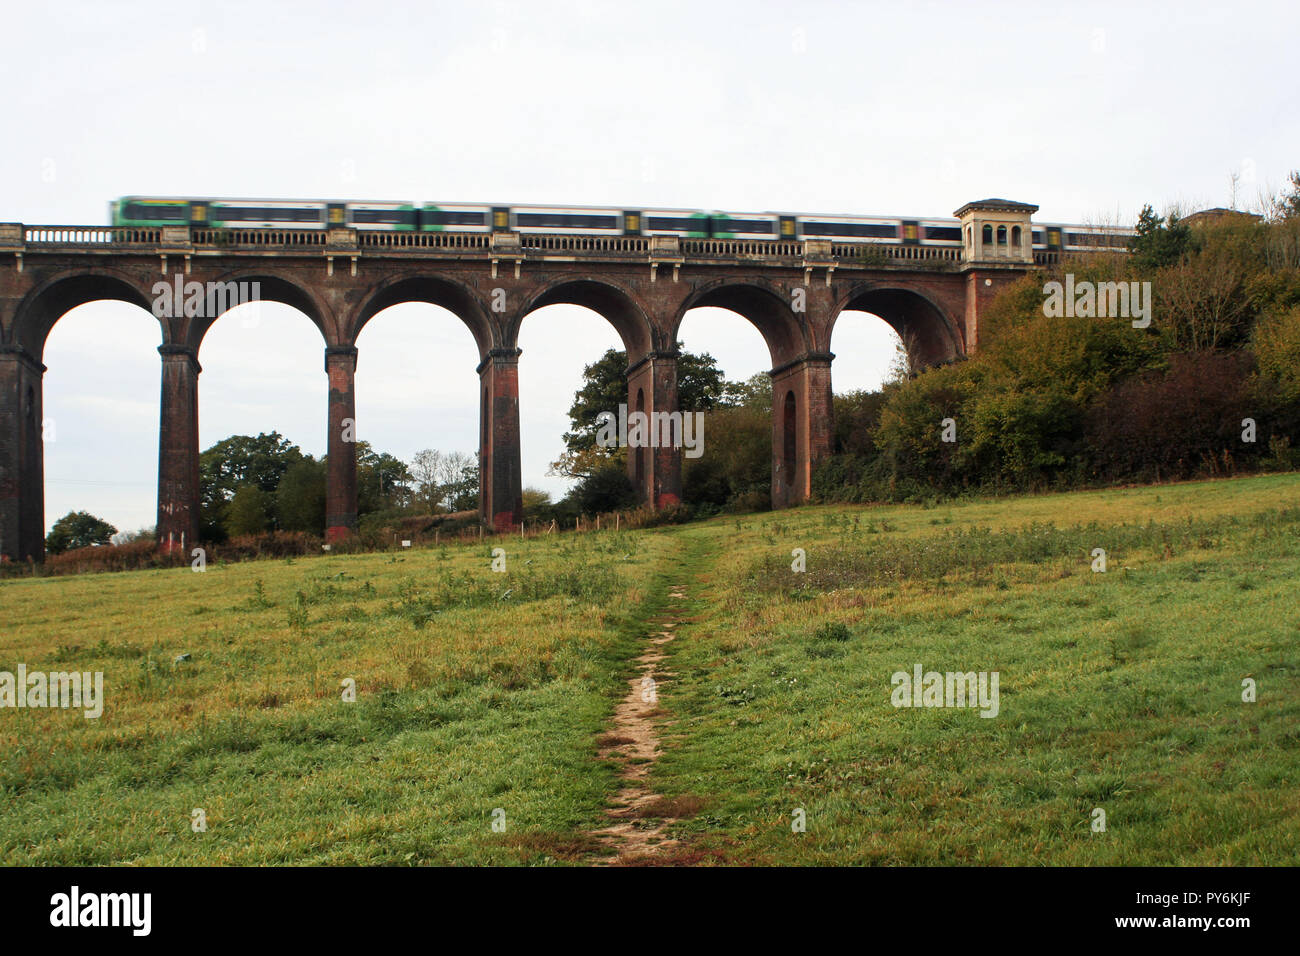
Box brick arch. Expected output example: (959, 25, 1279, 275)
(511, 277, 655, 359)
(671, 278, 808, 368)
(8, 269, 160, 359)
(829, 282, 964, 368)
(182, 271, 333, 353)
(347, 273, 495, 357)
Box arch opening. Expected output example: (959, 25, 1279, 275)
(12, 273, 157, 360)
(40, 300, 162, 545)
(354, 301, 483, 520)
(833, 286, 962, 369)
(351, 275, 493, 357)
(675, 303, 777, 512)
(195, 300, 329, 539)
(673, 282, 805, 369)
(517, 279, 654, 360)
(516, 302, 626, 510)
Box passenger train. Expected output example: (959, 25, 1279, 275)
(110, 197, 1134, 253)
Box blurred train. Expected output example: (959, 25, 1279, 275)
(111, 197, 1134, 253)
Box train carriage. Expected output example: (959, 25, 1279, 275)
(506, 205, 624, 235)
(418, 203, 493, 232)
(205, 200, 328, 228)
(709, 212, 780, 240)
(919, 219, 963, 246)
(343, 202, 417, 230)
(638, 209, 713, 238)
(1034, 222, 1134, 253)
(794, 214, 903, 243)
(112, 197, 195, 226)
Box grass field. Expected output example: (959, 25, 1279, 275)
(2, 473, 1298, 865)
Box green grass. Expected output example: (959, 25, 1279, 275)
(2, 473, 1298, 864)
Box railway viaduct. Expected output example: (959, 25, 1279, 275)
(0, 199, 1047, 561)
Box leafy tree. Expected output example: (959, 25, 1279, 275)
(1129, 204, 1191, 271)
(572, 462, 637, 513)
(833, 390, 889, 455)
(226, 483, 271, 537)
(1268, 170, 1300, 221)
(357, 442, 412, 514)
(720, 372, 772, 411)
(446, 462, 479, 512)
(553, 344, 737, 477)
(1254, 304, 1300, 401)
(276, 458, 326, 532)
(46, 511, 118, 554)
(200, 432, 303, 537)
(682, 402, 772, 509)
(676, 348, 732, 411)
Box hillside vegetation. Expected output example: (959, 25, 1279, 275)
(2, 473, 1297, 864)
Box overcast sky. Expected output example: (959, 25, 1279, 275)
(5, 0, 1298, 533)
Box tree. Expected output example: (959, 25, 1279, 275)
(444, 460, 479, 512)
(1129, 204, 1191, 271)
(409, 448, 444, 512)
(276, 458, 327, 532)
(46, 511, 118, 554)
(552, 344, 736, 478)
(407, 448, 476, 512)
(357, 442, 412, 514)
(681, 402, 772, 509)
(200, 432, 303, 537)
(1266, 170, 1300, 221)
(720, 372, 772, 411)
(522, 487, 552, 514)
(572, 462, 637, 513)
(226, 484, 271, 537)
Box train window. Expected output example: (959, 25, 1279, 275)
(1065, 232, 1128, 247)
(424, 210, 489, 226)
(352, 209, 417, 224)
(646, 217, 708, 231)
(799, 221, 897, 239)
(514, 213, 619, 229)
(215, 207, 321, 222)
(126, 204, 187, 220)
(715, 219, 774, 234)
(924, 226, 961, 242)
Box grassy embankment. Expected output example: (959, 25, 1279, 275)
(2, 473, 1297, 864)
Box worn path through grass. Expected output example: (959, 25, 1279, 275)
(585, 533, 719, 865)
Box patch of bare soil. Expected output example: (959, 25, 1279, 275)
(589, 584, 692, 865)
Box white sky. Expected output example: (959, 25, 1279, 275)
(5, 0, 1298, 532)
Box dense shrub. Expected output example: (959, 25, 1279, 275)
(1085, 351, 1257, 481)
